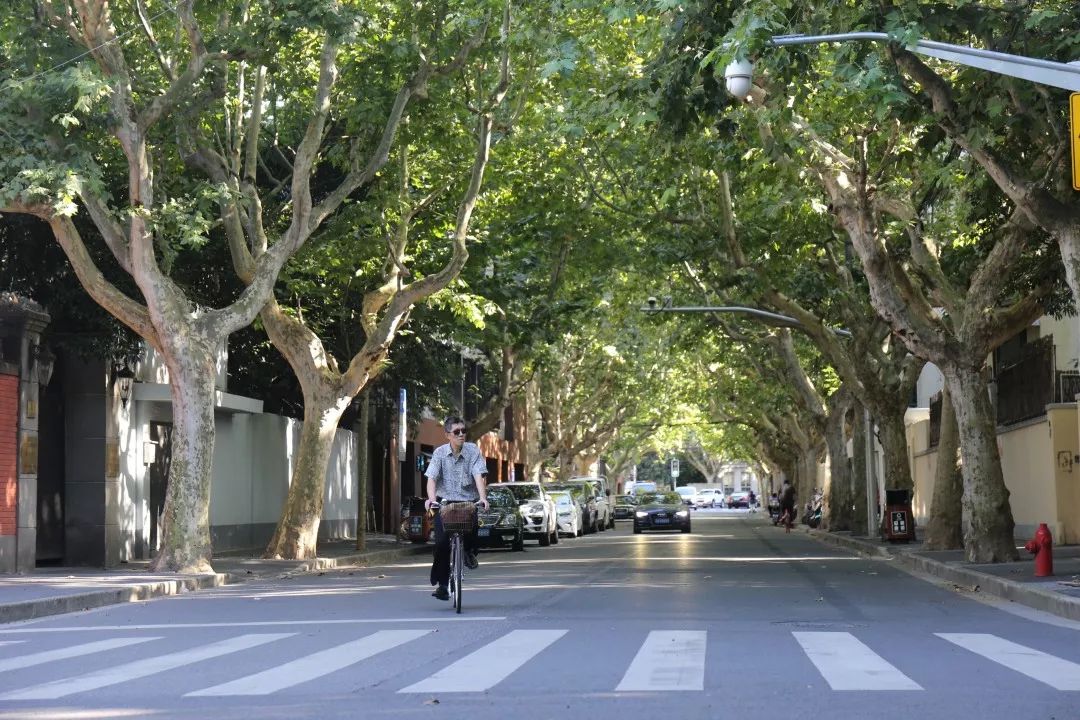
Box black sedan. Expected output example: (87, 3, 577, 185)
(613, 494, 637, 520)
(632, 491, 691, 534)
(475, 487, 525, 551)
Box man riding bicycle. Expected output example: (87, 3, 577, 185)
(424, 416, 489, 601)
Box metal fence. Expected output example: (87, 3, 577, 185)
(995, 336, 1055, 426)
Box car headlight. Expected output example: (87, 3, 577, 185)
(635, 511, 648, 518)
(528, 501, 545, 512)
(676, 510, 689, 517)
(496, 514, 517, 528)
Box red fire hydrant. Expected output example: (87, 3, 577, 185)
(1024, 523, 1054, 577)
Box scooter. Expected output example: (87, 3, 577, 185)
(803, 493, 823, 529)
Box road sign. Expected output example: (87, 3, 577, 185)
(671, 458, 680, 477)
(1073, 93, 1080, 191)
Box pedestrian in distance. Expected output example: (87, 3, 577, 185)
(425, 416, 489, 601)
(779, 481, 797, 533)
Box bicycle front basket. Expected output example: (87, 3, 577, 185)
(440, 502, 477, 532)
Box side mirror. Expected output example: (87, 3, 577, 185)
(606, 490, 611, 496)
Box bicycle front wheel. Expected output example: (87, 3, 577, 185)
(451, 534, 464, 614)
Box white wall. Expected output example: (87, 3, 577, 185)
(916, 363, 945, 408)
(121, 405, 357, 558)
(210, 413, 357, 542)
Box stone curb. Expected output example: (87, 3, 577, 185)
(0, 544, 431, 625)
(804, 526, 1080, 622)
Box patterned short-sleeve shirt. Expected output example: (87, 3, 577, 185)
(425, 441, 487, 501)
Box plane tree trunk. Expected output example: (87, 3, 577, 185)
(924, 388, 964, 550)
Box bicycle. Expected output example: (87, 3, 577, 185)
(429, 501, 481, 614)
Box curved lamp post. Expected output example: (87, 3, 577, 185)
(719, 30, 1079, 535)
(725, 32, 1080, 95)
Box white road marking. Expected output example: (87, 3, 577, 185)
(0, 637, 157, 674)
(187, 629, 431, 696)
(0, 641, 24, 647)
(0, 617, 505, 634)
(399, 629, 566, 693)
(937, 633, 1080, 690)
(794, 632, 921, 691)
(1, 633, 292, 700)
(615, 630, 707, 692)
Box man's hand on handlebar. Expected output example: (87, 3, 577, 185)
(477, 498, 489, 511)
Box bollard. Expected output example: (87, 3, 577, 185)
(1023, 523, 1054, 577)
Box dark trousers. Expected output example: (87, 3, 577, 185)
(430, 512, 478, 588)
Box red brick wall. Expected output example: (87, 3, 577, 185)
(0, 374, 16, 536)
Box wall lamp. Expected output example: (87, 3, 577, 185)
(115, 364, 135, 409)
(32, 343, 55, 388)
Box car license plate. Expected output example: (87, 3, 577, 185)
(478, 528, 490, 537)
(654, 518, 669, 524)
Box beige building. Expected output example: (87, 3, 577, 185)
(905, 314, 1080, 543)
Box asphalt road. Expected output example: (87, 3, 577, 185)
(0, 510, 1077, 720)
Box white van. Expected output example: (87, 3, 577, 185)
(626, 480, 657, 496)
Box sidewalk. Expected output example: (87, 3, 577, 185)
(803, 525, 1080, 621)
(0, 535, 432, 625)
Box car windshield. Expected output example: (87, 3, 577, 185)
(486, 488, 515, 508)
(615, 495, 636, 505)
(636, 492, 681, 505)
(505, 484, 539, 501)
(550, 492, 572, 506)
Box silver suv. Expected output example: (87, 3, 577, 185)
(501, 482, 559, 546)
(569, 476, 614, 531)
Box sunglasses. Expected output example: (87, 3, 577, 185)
(449, 428, 467, 436)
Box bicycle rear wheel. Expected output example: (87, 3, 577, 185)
(451, 534, 463, 614)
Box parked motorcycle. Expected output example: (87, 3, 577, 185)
(802, 491, 823, 529)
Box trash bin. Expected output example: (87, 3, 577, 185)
(881, 488, 916, 543)
(399, 497, 434, 544)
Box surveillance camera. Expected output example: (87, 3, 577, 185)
(647, 296, 658, 310)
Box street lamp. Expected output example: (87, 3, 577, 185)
(641, 296, 852, 336)
(724, 32, 1080, 94)
(718, 31, 1080, 538)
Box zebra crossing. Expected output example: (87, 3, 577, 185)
(0, 627, 1077, 700)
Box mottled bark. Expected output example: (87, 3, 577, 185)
(851, 404, 869, 536)
(877, 411, 913, 492)
(824, 392, 853, 531)
(150, 341, 218, 573)
(356, 389, 371, 551)
(265, 391, 351, 559)
(924, 388, 964, 550)
(945, 365, 1018, 562)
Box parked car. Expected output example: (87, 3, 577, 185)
(633, 491, 692, 534)
(728, 491, 751, 509)
(569, 476, 614, 530)
(549, 490, 583, 537)
(475, 486, 525, 551)
(626, 480, 657, 496)
(613, 494, 637, 520)
(547, 481, 600, 533)
(692, 489, 722, 508)
(501, 482, 559, 546)
(674, 486, 696, 507)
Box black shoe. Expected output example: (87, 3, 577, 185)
(464, 552, 479, 570)
(432, 586, 449, 601)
